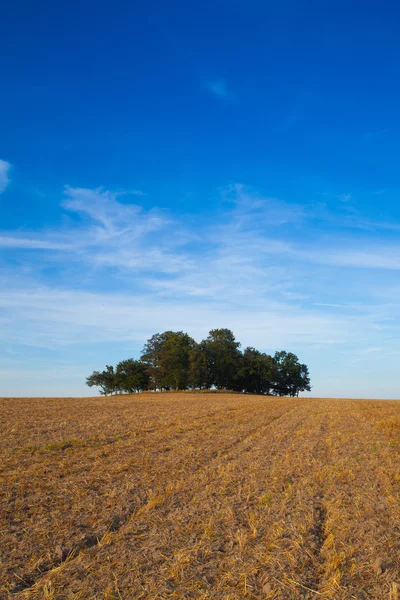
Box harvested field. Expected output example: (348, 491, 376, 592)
(1, 393, 399, 599)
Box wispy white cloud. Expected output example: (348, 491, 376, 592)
(363, 346, 384, 353)
(0, 236, 71, 250)
(0, 159, 11, 193)
(3, 181, 400, 398)
(309, 246, 400, 270)
(2, 184, 400, 282)
(0, 186, 182, 272)
(337, 193, 352, 202)
(0, 284, 359, 350)
(205, 79, 229, 98)
(313, 303, 353, 309)
(62, 186, 163, 237)
(221, 183, 305, 225)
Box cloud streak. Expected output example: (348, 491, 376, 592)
(0, 284, 362, 350)
(0, 159, 11, 193)
(3, 184, 400, 286)
(2, 181, 400, 396)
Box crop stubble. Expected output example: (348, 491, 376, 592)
(0, 393, 399, 599)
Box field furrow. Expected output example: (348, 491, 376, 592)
(1, 394, 399, 599)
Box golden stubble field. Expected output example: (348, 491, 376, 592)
(1, 393, 399, 600)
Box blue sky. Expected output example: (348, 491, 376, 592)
(1, 0, 400, 397)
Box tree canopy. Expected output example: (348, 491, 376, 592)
(141, 331, 195, 391)
(86, 329, 311, 397)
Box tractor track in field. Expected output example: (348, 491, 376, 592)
(7, 400, 310, 596)
(302, 417, 330, 598)
(4, 395, 399, 599)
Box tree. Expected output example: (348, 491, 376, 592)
(160, 331, 196, 390)
(239, 347, 274, 394)
(141, 331, 196, 390)
(86, 329, 312, 398)
(141, 332, 170, 390)
(189, 341, 212, 389)
(271, 351, 311, 396)
(115, 359, 150, 393)
(203, 329, 242, 390)
(291, 363, 311, 397)
(86, 365, 117, 396)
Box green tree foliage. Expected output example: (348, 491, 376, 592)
(86, 365, 118, 396)
(203, 328, 242, 390)
(272, 351, 311, 396)
(115, 359, 149, 393)
(239, 347, 275, 394)
(141, 331, 196, 390)
(140, 332, 170, 390)
(160, 331, 196, 390)
(86, 329, 311, 397)
(189, 341, 211, 389)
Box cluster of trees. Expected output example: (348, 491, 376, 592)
(86, 329, 311, 397)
